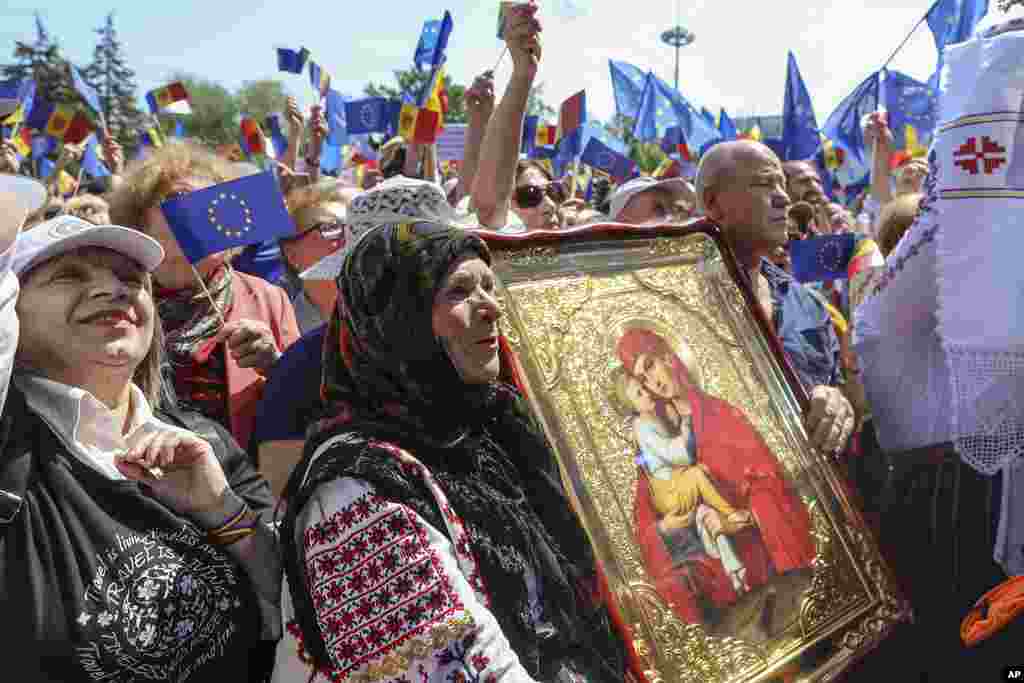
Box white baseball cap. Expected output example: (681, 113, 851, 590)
(608, 176, 695, 222)
(0, 174, 48, 246)
(12, 215, 165, 277)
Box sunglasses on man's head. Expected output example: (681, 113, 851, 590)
(514, 182, 566, 209)
(281, 220, 346, 243)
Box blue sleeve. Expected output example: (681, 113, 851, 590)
(248, 324, 327, 451)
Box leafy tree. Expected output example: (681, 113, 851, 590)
(365, 68, 467, 124)
(167, 72, 240, 146)
(1, 13, 75, 104)
(527, 81, 556, 120)
(236, 79, 288, 121)
(82, 12, 142, 146)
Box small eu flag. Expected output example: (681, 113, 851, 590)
(789, 234, 857, 283)
(160, 172, 296, 264)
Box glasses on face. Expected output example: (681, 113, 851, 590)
(514, 182, 566, 209)
(43, 206, 63, 220)
(282, 220, 346, 243)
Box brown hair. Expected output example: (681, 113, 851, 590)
(65, 194, 110, 225)
(877, 193, 922, 256)
(107, 141, 236, 232)
(285, 180, 349, 231)
(515, 159, 553, 185)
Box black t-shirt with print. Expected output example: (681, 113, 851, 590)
(0, 385, 275, 682)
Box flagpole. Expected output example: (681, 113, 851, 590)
(881, 9, 932, 70)
(492, 46, 508, 73)
(190, 264, 227, 328)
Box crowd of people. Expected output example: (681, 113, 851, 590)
(1, 3, 1023, 682)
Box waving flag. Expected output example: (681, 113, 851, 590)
(781, 51, 820, 161)
(414, 11, 453, 70)
(883, 69, 936, 155)
(239, 118, 268, 159)
(146, 82, 191, 115)
(31, 133, 57, 160)
(790, 234, 858, 283)
(661, 125, 692, 161)
(718, 109, 738, 141)
(69, 64, 102, 117)
(276, 47, 310, 74)
(2, 80, 36, 126)
(927, 0, 989, 60)
(81, 135, 111, 178)
(555, 90, 586, 156)
(344, 98, 391, 135)
(608, 60, 648, 119)
(160, 172, 295, 264)
(264, 113, 289, 158)
(633, 72, 720, 155)
(325, 89, 351, 146)
(0, 80, 23, 118)
(25, 100, 93, 144)
(309, 61, 331, 99)
(9, 127, 31, 159)
(820, 71, 881, 187)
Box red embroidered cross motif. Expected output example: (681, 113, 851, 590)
(954, 136, 1007, 175)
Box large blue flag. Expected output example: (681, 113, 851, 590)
(883, 69, 937, 152)
(608, 60, 647, 120)
(820, 71, 881, 187)
(160, 171, 296, 264)
(325, 89, 350, 146)
(0, 80, 22, 117)
(81, 135, 111, 178)
(781, 51, 820, 161)
(414, 12, 453, 70)
(344, 97, 390, 135)
(581, 136, 635, 180)
(718, 108, 738, 141)
(632, 72, 720, 154)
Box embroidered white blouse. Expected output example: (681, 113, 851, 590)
(272, 474, 539, 683)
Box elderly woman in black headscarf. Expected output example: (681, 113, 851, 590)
(272, 213, 628, 682)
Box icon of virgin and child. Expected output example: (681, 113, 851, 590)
(613, 326, 816, 627)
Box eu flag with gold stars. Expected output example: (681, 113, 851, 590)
(160, 171, 295, 264)
(789, 234, 857, 283)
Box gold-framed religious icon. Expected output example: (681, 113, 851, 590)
(476, 221, 910, 683)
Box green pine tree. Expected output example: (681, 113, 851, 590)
(1, 12, 75, 104)
(83, 12, 143, 146)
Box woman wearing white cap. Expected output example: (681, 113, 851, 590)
(0, 174, 280, 681)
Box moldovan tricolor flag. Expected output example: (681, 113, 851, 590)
(146, 82, 191, 115)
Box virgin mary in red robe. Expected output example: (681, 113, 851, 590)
(617, 328, 816, 624)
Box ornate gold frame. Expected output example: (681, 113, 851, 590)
(478, 221, 910, 683)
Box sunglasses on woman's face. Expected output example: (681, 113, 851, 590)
(514, 182, 566, 209)
(282, 220, 346, 243)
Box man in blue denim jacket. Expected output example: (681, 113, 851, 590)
(695, 140, 855, 455)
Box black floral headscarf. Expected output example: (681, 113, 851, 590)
(281, 221, 626, 682)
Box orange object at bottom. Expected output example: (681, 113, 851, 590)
(960, 575, 1024, 647)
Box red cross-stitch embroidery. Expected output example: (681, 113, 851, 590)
(954, 136, 1007, 175)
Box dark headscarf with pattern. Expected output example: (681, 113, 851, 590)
(281, 220, 626, 682)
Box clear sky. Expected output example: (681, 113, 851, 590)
(2, 0, 947, 126)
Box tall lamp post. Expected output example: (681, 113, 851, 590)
(660, 25, 695, 91)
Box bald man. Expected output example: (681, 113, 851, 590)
(696, 141, 856, 455)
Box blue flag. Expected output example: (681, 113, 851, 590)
(789, 234, 858, 283)
(522, 115, 538, 155)
(581, 136, 635, 180)
(38, 157, 55, 179)
(159, 171, 296, 264)
(325, 89, 351, 146)
(173, 119, 185, 140)
(344, 97, 390, 135)
(0, 80, 21, 117)
(264, 113, 289, 158)
(700, 107, 716, 126)
(31, 134, 56, 160)
(883, 69, 937, 152)
(781, 51, 820, 161)
(320, 142, 341, 175)
(277, 47, 310, 74)
(414, 12, 453, 70)
(70, 64, 102, 117)
(718, 109, 738, 141)
(820, 71, 881, 187)
(81, 135, 110, 178)
(608, 60, 647, 120)
(927, 0, 988, 58)
(633, 72, 720, 154)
